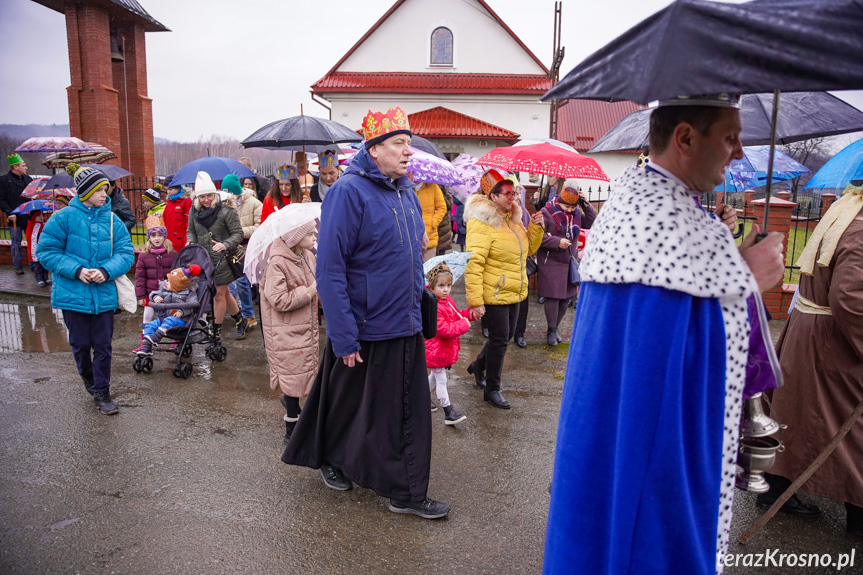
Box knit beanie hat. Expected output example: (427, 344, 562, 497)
(558, 186, 580, 205)
(142, 185, 162, 203)
(166, 264, 202, 292)
(66, 163, 109, 201)
(194, 171, 219, 197)
(282, 220, 317, 249)
(7, 153, 24, 166)
(221, 173, 243, 195)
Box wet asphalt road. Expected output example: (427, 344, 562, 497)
(0, 292, 860, 574)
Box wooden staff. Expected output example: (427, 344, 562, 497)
(737, 396, 863, 544)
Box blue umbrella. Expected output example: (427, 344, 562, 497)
(716, 146, 810, 192)
(169, 157, 256, 187)
(11, 199, 62, 215)
(804, 138, 863, 192)
(590, 93, 863, 153)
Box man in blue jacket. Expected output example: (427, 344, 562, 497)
(37, 164, 135, 415)
(282, 107, 449, 520)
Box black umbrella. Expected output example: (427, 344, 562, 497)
(543, 0, 863, 105)
(42, 163, 132, 189)
(589, 92, 863, 153)
(410, 135, 446, 159)
(241, 113, 363, 149)
(544, 0, 863, 230)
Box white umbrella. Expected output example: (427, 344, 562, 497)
(243, 203, 322, 285)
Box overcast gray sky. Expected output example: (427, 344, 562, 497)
(1, 0, 862, 143)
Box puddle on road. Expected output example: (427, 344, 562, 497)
(0, 303, 69, 353)
(0, 302, 141, 353)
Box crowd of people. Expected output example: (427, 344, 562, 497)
(2, 95, 859, 569)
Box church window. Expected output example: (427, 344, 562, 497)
(430, 27, 453, 66)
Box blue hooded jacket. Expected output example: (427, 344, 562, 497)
(36, 195, 135, 314)
(317, 146, 425, 357)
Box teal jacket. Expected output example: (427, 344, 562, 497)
(36, 196, 135, 314)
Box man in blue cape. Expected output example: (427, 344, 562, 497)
(543, 94, 786, 574)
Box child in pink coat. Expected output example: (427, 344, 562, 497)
(425, 263, 470, 425)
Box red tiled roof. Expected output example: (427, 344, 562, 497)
(319, 0, 548, 79)
(557, 100, 644, 152)
(408, 107, 519, 140)
(313, 72, 552, 95)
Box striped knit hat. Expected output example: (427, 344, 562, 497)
(65, 163, 109, 201)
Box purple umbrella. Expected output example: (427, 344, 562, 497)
(407, 148, 463, 187)
(14, 137, 94, 154)
(448, 154, 485, 203)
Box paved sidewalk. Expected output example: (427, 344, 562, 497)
(0, 265, 51, 298)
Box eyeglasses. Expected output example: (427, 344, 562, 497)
(495, 191, 516, 199)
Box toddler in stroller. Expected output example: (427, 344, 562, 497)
(133, 244, 226, 378)
(137, 264, 201, 356)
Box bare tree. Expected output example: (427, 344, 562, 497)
(781, 137, 833, 203)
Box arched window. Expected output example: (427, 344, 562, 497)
(430, 27, 453, 66)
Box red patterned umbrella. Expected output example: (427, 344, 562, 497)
(21, 178, 75, 199)
(478, 143, 609, 181)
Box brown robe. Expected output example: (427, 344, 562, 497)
(770, 217, 863, 508)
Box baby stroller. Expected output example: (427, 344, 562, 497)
(132, 244, 228, 379)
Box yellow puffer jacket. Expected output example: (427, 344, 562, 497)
(416, 183, 446, 248)
(463, 193, 544, 307)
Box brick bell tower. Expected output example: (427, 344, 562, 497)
(31, 0, 169, 178)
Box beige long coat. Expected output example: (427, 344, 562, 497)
(770, 217, 863, 507)
(260, 239, 318, 398)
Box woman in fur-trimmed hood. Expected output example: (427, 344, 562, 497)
(463, 168, 543, 410)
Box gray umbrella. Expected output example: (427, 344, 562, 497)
(589, 92, 863, 153)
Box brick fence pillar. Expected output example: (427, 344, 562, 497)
(64, 4, 122, 162)
(752, 196, 797, 320)
(820, 193, 836, 217)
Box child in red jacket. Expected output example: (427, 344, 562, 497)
(25, 210, 50, 287)
(425, 263, 470, 425)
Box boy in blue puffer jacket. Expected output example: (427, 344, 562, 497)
(36, 164, 135, 415)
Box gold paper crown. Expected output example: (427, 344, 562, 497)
(144, 214, 165, 231)
(319, 152, 338, 168)
(362, 107, 410, 142)
(480, 168, 509, 195)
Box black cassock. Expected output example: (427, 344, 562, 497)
(282, 333, 431, 502)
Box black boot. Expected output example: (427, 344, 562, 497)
(484, 389, 511, 409)
(755, 473, 821, 518)
(283, 417, 298, 445)
(93, 390, 119, 415)
(81, 374, 95, 396)
(846, 503, 863, 537)
(235, 317, 249, 340)
(443, 405, 466, 425)
(547, 328, 558, 346)
(211, 323, 222, 346)
(467, 361, 486, 389)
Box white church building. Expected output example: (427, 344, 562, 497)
(312, 0, 639, 192)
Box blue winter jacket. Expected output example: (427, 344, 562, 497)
(36, 196, 135, 314)
(317, 146, 425, 357)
